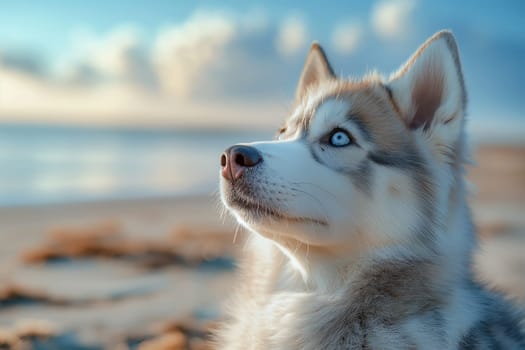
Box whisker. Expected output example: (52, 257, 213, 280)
(290, 187, 330, 224)
(233, 224, 241, 244)
(290, 181, 338, 200)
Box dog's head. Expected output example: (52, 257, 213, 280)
(220, 31, 467, 256)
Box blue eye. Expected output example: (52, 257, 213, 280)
(329, 129, 352, 147)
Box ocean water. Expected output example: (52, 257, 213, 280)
(0, 124, 272, 206)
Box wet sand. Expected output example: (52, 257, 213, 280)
(0, 144, 524, 349)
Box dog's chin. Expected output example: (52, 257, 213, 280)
(221, 184, 328, 236)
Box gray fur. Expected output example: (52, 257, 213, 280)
(215, 247, 525, 349)
(460, 284, 525, 350)
(348, 159, 372, 194)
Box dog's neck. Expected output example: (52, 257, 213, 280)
(258, 177, 474, 294)
(272, 235, 437, 293)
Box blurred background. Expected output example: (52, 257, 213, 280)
(0, 1, 523, 349)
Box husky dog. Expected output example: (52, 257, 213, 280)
(217, 31, 525, 349)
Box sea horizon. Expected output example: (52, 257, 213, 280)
(0, 121, 523, 206)
(0, 123, 272, 206)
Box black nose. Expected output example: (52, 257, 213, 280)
(229, 145, 262, 167)
(220, 145, 263, 180)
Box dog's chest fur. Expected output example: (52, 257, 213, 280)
(252, 258, 449, 349)
(216, 237, 524, 350)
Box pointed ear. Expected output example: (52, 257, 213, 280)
(295, 42, 335, 100)
(388, 31, 467, 142)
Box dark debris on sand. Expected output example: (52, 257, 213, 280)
(21, 221, 236, 270)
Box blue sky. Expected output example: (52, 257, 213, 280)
(0, 0, 524, 133)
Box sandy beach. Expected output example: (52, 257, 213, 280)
(0, 194, 240, 349)
(0, 144, 524, 349)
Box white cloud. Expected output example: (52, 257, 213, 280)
(0, 9, 300, 128)
(0, 65, 283, 128)
(371, 0, 415, 39)
(275, 15, 308, 57)
(83, 27, 141, 77)
(331, 22, 363, 55)
(56, 26, 157, 90)
(153, 12, 236, 98)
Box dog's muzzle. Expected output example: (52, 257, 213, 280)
(220, 145, 263, 181)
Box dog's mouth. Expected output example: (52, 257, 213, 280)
(225, 185, 328, 227)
